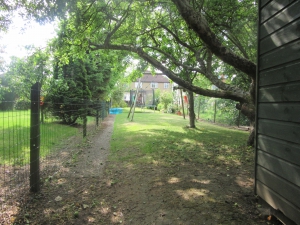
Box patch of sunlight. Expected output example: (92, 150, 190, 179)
(153, 181, 164, 187)
(140, 155, 153, 162)
(57, 178, 66, 185)
(141, 130, 157, 135)
(152, 159, 159, 165)
(191, 179, 211, 184)
(168, 177, 180, 184)
(44, 208, 54, 217)
(87, 216, 96, 223)
(233, 159, 241, 165)
(235, 176, 254, 189)
(217, 155, 225, 160)
(176, 188, 209, 201)
(100, 207, 111, 215)
(110, 210, 124, 223)
(125, 162, 135, 169)
(106, 179, 114, 187)
(182, 138, 194, 143)
(160, 116, 176, 120)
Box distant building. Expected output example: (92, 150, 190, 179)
(123, 71, 173, 107)
(129, 71, 172, 92)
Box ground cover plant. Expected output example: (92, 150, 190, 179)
(7, 110, 282, 224)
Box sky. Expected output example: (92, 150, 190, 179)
(0, 16, 57, 64)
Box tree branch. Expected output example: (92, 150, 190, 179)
(104, 4, 131, 45)
(171, 0, 256, 80)
(89, 42, 249, 103)
(158, 22, 195, 52)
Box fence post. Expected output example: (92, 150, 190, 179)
(101, 102, 105, 120)
(96, 101, 99, 127)
(83, 100, 87, 138)
(107, 101, 110, 117)
(30, 82, 41, 192)
(213, 99, 217, 123)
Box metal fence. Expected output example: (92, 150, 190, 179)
(0, 82, 110, 223)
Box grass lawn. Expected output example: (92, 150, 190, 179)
(110, 108, 251, 167)
(0, 110, 95, 165)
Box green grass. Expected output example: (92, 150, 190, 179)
(0, 110, 94, 165)
(110, 108, 251, 167)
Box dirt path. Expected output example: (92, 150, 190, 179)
(11, 114, 282, 225)
(12, 115, 115, 225)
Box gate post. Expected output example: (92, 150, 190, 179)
(30, 82, 41, 192)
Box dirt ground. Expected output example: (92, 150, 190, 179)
(3, 115, 283, 225)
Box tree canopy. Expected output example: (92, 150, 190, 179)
(51, 0, 257, 144)
(2, 0, 258, 144)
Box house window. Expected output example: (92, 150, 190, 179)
(164, 83, 169, 89)
(135, 82, 142, 88)
(151, 82, 158, 88)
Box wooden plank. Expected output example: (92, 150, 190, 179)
(257, 166, 300, 207)
(258, 103, 300, 122)
(259, 40, 300, 70)
(256, 180, 300, 224)
(257, 150, 300, 186)
(260, 19, 300, 54)
(258, 82, 300, 102)
(259, 61, 300, 86)
(257, 135, 300, 166)
(261, 0, 296, 23)
(258, 119, 300, 144)
(260, 1, 300, 38)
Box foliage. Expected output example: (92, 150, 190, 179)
(4, 47, 51, 101)
(111, 81, 127, 108)
(0, 0, 78, 31)
(194, 96, 249, 126)
(159, 91, 173, 111)
(8, 0, 258, 144)
(46, 57, 92, 124)
(0, 75, 15, 110)
(51, 0, 257, 129)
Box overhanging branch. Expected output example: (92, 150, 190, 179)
(171, 0, 256, 80)
(89, 42, 249, 103)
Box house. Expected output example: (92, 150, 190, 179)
(255, 1, 300, 224)
(129, 71, 172, 92)
(124, 71, 173, 107)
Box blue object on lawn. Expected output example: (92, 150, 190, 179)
(109, 108, 123, 114)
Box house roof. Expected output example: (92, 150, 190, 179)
(136, 71, 170, 83)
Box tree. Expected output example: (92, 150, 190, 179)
(111, 81, 128, 108)
(4, 47, 51, 101)
(52, 0, 258, 145)
(47, 36, 128, 124)
(0, 0, 78, 31)
(158, 91, 173, 112)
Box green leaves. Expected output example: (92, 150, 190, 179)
(4, 48, 51, 100)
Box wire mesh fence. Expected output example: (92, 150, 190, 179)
(0, 83, 110, 223)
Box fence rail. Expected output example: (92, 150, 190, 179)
(0, 82, 110, 223)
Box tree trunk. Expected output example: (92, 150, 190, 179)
(247, 126, 255, 147)
(188, 90, 196, 128)
(236, 102, 255, 146)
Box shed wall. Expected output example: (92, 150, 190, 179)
(256, 0, 300, 223)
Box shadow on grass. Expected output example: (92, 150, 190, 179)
(4, 114, 277, 224)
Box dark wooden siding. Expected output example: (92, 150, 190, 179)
(256, 1, 300, 223)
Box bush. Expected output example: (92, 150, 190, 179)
(159, 91, 173, 111)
